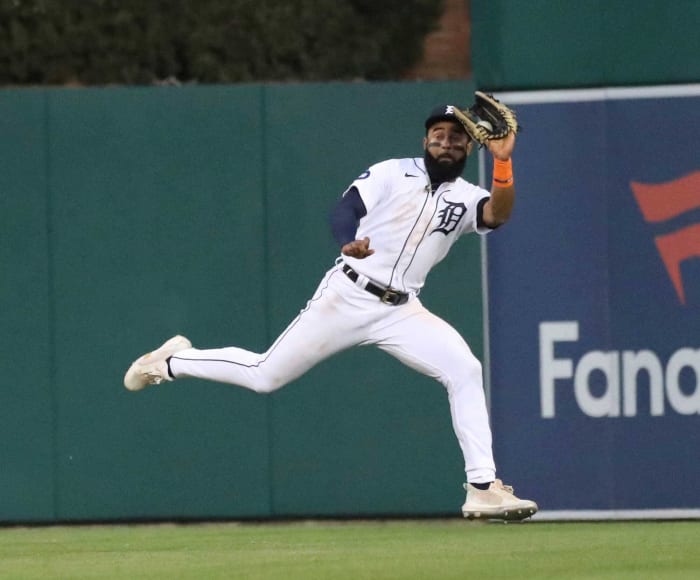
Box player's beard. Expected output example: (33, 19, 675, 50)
(424, 150, 467, 184)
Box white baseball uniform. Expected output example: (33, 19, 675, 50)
(169, 157, 496, 483)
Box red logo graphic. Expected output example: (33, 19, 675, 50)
(631, 171, 700, 305)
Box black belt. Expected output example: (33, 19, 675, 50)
(342, 264, 409, 306)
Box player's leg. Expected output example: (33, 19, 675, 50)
(125, 268, 362, 393)
(373, 301, 495, 484)
(373, 301, 537, 519)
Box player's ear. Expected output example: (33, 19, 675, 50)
(466, 141, 474, 156)
(422, 136, 429, 150)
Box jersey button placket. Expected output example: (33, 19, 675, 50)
(392, 189, 437, 291)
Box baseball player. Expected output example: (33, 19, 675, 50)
(125, 104, 538, 520)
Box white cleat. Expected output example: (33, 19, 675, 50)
(123, 335, 192, 391)
(461, 479, 538, 521)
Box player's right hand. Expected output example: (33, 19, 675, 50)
(342, 237, 375, 259)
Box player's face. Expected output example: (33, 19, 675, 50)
(423, 121, 472, 165)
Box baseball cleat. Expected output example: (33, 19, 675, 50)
(123, 335, 192, 391)
(461, 479, 538, 521)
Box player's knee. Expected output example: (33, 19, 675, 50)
(444, 353, 483, 390)
(465, 357, 483, 384)
(252, 374, 287, 394)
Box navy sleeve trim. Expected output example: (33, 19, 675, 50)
(476, 196, 499, 230)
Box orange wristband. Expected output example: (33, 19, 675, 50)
(492, 158, 513, 187)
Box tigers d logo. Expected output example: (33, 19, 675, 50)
(431, 199, 466, 235)
(632, 171, 700, 305)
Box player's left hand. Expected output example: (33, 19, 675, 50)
(342, 237, 375, 259)
(487, 131, 515, 161)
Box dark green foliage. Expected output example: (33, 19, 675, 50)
(0, 0, 444, 85)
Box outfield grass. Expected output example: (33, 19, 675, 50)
(0, 519, 698, 579)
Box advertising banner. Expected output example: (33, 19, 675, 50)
(486, 86, 700, 515)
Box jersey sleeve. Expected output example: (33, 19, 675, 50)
(467, 185, 495, 235)
(476, 196, 495, 233)
(345, 160, 396, 214)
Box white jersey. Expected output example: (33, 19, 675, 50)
(342, 157, 492, 293)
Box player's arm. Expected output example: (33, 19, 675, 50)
(329, 186, 375, 258)
(481, 132, 516, 228)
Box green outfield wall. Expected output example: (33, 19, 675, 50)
(471, 0, 700, 90)
(0, 81, 484, 523)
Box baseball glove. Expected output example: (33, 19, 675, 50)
(453, 91, 520, 146)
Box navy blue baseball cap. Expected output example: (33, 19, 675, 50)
(424, 104, 467, 133)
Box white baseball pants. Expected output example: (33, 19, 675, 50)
(169, 263, 496, 483)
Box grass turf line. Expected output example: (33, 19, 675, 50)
(0, 520, 699, 579)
